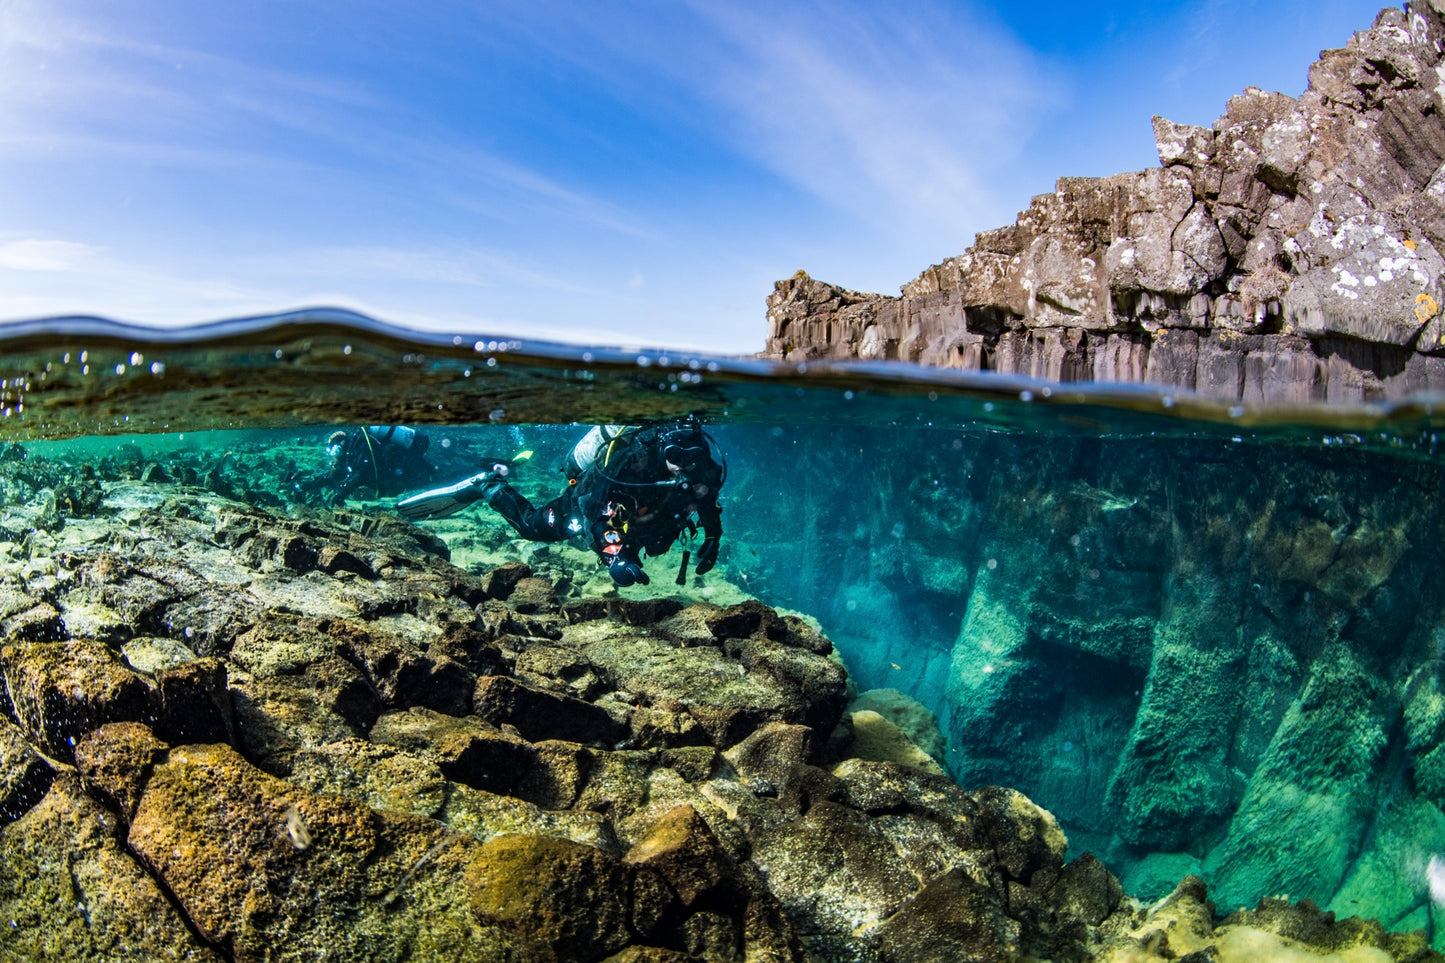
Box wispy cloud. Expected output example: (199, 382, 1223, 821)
(0, 0, 649, 239)
(681, 1, 1051, 226)
(0, 239, 98, 272)
(473, 0, 1059, 273)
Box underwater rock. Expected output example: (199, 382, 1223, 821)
(0, 774, 220, 961)
(0, 714, 52, 827)
(73, 721, 167, 822)
(127, 741, 500, 959)
(1203, 645, 1395, 911)
(465, 833, 634, 961)
(0, 455, 1434, 962)
(1093, 876, 1438, 962)
(153, 656, 234, 745)
(849, 687, 947, 762)
(763, 3, 1445, 401)
(847, 709, 946, 775)
(473, 673, 628, 747)
(1, 638, 156, 763)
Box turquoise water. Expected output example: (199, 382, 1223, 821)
(4, 310, 1445, 945)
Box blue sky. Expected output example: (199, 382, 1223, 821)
(0, 0, 1395, 353)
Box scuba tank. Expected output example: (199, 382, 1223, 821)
(365, 425, 416, 449)
(565, 425, 630, 482)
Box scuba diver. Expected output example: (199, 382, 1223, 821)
(397, 418, 724, 588)
(294, 425, 437, 507)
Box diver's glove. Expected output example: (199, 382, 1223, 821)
(695, 537, 719, 575)
(609, 557, 649, 587)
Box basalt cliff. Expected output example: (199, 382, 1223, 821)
(765, 3, 1445, 403)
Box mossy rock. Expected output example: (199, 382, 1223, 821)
(465, 834, 633, 962)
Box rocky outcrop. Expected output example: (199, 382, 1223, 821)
(765, 3, 1445, 402)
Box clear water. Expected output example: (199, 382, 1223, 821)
(4, 310, 1445, 944)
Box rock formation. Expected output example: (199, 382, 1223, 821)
(718, 416, 1445, 951)
(765, 3, 1445, 403)
(0, 436, 1435, 960)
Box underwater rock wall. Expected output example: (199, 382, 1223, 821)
(720, 423, 1445, 936)
(763, 3, 1445, 401)
(0, 436, 1291, 963)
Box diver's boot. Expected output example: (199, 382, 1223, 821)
(395, 466, 508, 520)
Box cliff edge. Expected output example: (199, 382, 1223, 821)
(764, 3, 1445, 403)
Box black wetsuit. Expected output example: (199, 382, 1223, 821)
(486, 423, 723, 584)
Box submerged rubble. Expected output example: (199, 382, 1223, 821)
(0, 443, 1435, 962)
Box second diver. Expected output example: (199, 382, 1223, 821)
(396, 419, 724, 588)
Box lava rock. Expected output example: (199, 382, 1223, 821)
(1, 639, 157, 762)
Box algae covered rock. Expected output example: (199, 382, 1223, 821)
(0, 440, 1433, 963)
(127, 741, 502, 960)
(1095, 875, 1438, 963)
(0, 774, 220, 961)
(1, 638, 156, 762)
(466, 833, 633, 961)
(0, 714, 52, 826)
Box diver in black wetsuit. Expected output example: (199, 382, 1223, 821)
(397, 419, 724, 587)
(296, 425, 436, 507)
